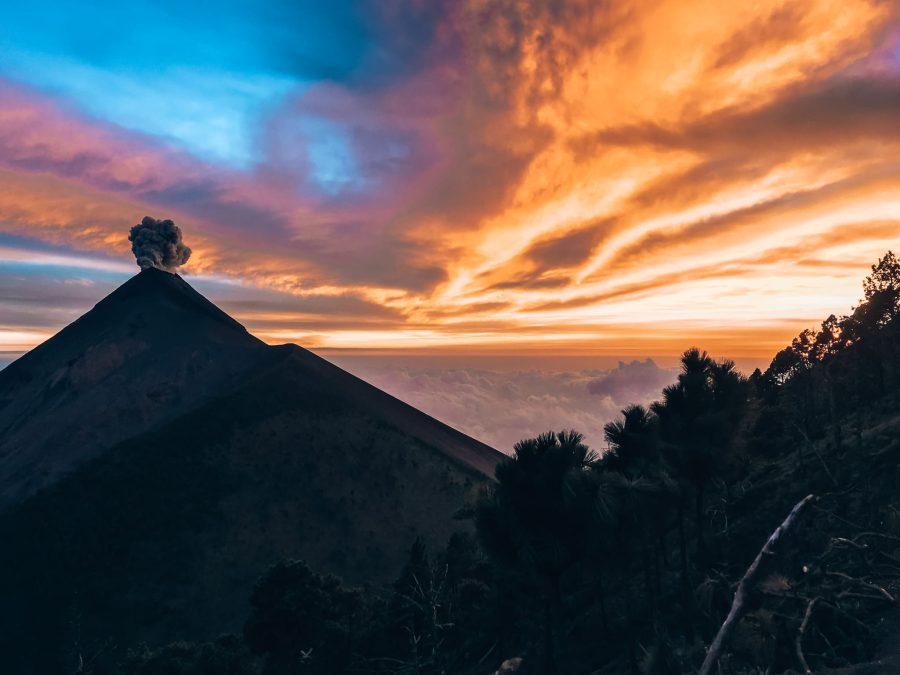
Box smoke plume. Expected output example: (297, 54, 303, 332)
(128, 216, 192, 271)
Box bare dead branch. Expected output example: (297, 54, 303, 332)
(812, 506, 864, 531)
(854, 531, 900, 544)
(795, 597, 819, 674)
(699, 494, 817, 675)
(819, 600, 873, 634)
(826, 571, 896, 602)
(790, 420, 839, 486)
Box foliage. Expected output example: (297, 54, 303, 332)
(244, 560, 366, 674)
(476, 430, 598, 674)
(767, 250, 900, 382)
(476, 431, 597, 581)
(118, 636, 256, 675)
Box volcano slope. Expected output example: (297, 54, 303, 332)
(0, 268, 503, 672)
(0, 268, 268, 506)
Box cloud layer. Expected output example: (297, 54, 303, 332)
(340, 359, 677, 452)
(1, 1, 900, 362)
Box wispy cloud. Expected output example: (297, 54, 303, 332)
(1, 0, 899, 363)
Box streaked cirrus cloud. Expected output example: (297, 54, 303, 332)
(1, 0, 899, 365)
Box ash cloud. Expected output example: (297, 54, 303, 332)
(128, 216, 192, 272)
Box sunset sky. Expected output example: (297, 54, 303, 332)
(2, 1, 900, 441)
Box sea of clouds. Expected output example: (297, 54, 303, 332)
(346, 358, 677, 453)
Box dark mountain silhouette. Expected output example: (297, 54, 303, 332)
(0, 268, 268, 505)
(0, 268, 503, 671)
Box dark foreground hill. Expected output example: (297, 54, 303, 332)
(0, 269, 503, 672)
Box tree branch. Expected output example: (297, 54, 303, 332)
(699, 494, 817, 675)
(826, 571, 896, 603)
(795, 597, 819, 674)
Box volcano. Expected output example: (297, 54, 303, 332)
(0, 268, 503, 670)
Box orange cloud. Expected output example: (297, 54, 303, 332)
(1, 0, 900, 368)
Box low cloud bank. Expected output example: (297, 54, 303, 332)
(352, 359, 676, 453)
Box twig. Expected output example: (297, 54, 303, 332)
(817, 627, 838, 660)
(812, 506, 863, 531)
(476, 640, 498, 665)
(835, 590, 893, 603)
(819, 600, 872, 634)
(824, 537, 876, 572)
(795, 597, 819, 674)
(854, 531, 900, 544)
(826, 571, 896, 602)
(699, 494, 817, 675)
(790, 420, 839, 486)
